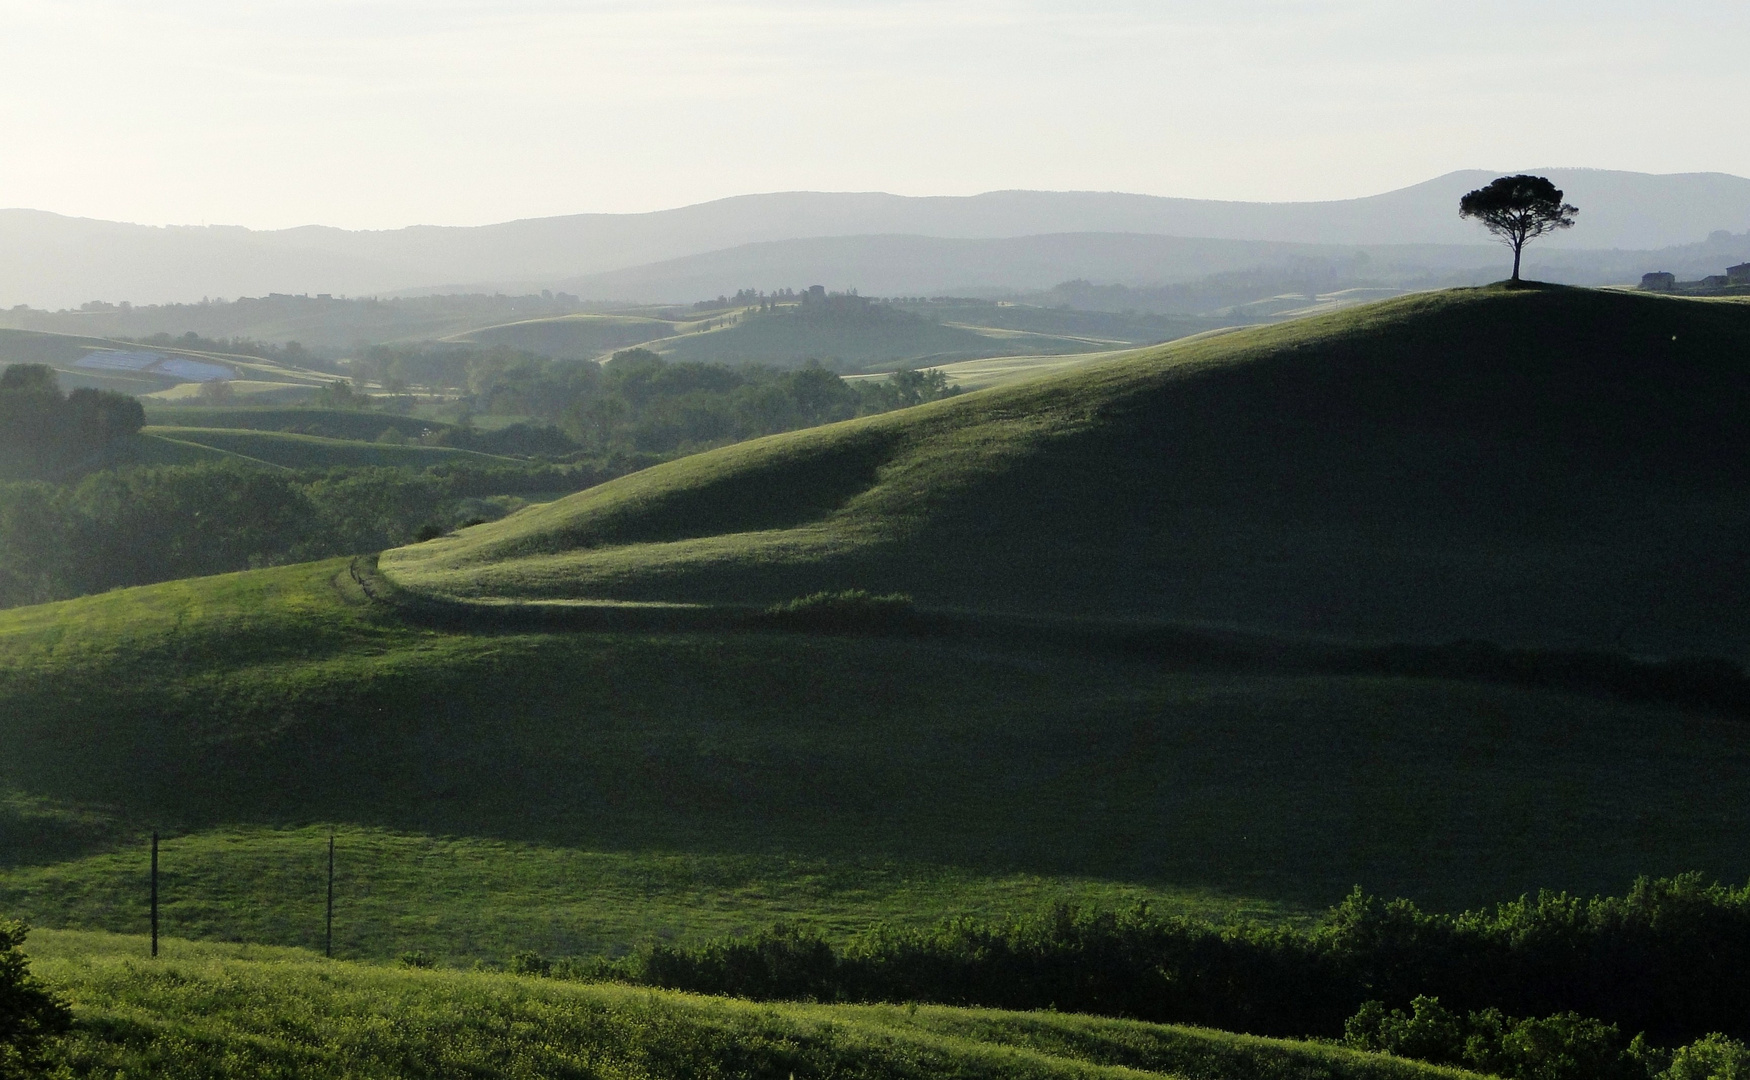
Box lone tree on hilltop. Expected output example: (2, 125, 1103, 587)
(1459, 175, 1578, 283)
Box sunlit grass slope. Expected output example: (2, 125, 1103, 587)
(1, 825, 1273, 964)
(6, 557, 1750, 959)
(27, 929, 1483, 1080)
(385, 287, 1750, 657)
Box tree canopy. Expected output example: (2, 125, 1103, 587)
(0, 366, 145, 480)
(1459, 175, 1579, 282)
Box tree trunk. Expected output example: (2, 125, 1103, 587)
(1511, 240, 1523, 282)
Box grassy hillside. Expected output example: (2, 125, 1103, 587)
(27, 930, 1475, 1080)
(0, 825, 1274, 965)
(141, 426, 514, 469)
(139, 406, 461, 441)
(4, 557, 1750, 967)
(384, 287, 1750, 658)
(124, 432, 272, 467)
(455, 312, 680, 358)
(8, 287, 1750, 996)
(651, 302, 1043, 369)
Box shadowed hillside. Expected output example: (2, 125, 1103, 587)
(5, 559, 1750, 936)
(384, 286, 1750, 658)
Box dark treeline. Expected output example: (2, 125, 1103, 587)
(352, 347, 957, 454)
(0, 365, 143, 480)
(0, 460, 619, 608)
(570, 875, 1750, 1069)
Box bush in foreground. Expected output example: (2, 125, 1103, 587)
(0, 920, 69, 1079)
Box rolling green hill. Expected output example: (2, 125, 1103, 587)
(27, 930, 1476, 1080)
(8, 286, 1750, 1044)
(453, 312, 681, 358)
(384, 286, 1750, 658)
(4, 555, 1750, 965)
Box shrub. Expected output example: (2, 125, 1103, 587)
(1662, 1035, 1750, 1080)
(1344, 997, 1642, 1080)
(0, 919, 71, 1079)
(508, 951, 551, 977)
(759, 590, 918, 633)
(642, 924, 840, 1003)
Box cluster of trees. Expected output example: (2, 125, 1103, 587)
(1342, 995, 1747, 1080)
(0, 365, 144, 480)
(345, 347, 958, 455)
(0, 460, 619, 608)
(0, 349, 958, 607)
(543, 874, 1750, 1077)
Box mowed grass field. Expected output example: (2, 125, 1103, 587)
(25, 929, 1479, 1080)
(3, 558, 1750, 967)
(385, 286, 1750, 659)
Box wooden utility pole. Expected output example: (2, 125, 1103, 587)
(325, 831, 334, 959)
(150, 832, 159, 958)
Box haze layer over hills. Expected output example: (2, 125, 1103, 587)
(7, 169, 1750, 308)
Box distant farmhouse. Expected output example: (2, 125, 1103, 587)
(1642, 263, 1750, 294)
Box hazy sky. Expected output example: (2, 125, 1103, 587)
(3, 0, 1746, 230)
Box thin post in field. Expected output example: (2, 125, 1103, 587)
(325, 830, 335, 959)
(150, 832, 159, 958)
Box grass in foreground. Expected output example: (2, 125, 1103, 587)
(26, 928, 1482, 1080)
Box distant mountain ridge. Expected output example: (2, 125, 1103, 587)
(549, 231, 1750, 304)
(4, 169, 1749, 307)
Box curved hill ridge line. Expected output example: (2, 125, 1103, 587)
(381, 286, 1750, 658)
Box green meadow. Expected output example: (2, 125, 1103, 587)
(25, 929, 1480, 1080)
(7, 286, 1750, 1076)
(1, 826, 1279, 965)
(455, 312, 681, 358)
(3, 552, 1749, 970)
(140, 426, 514, 469)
